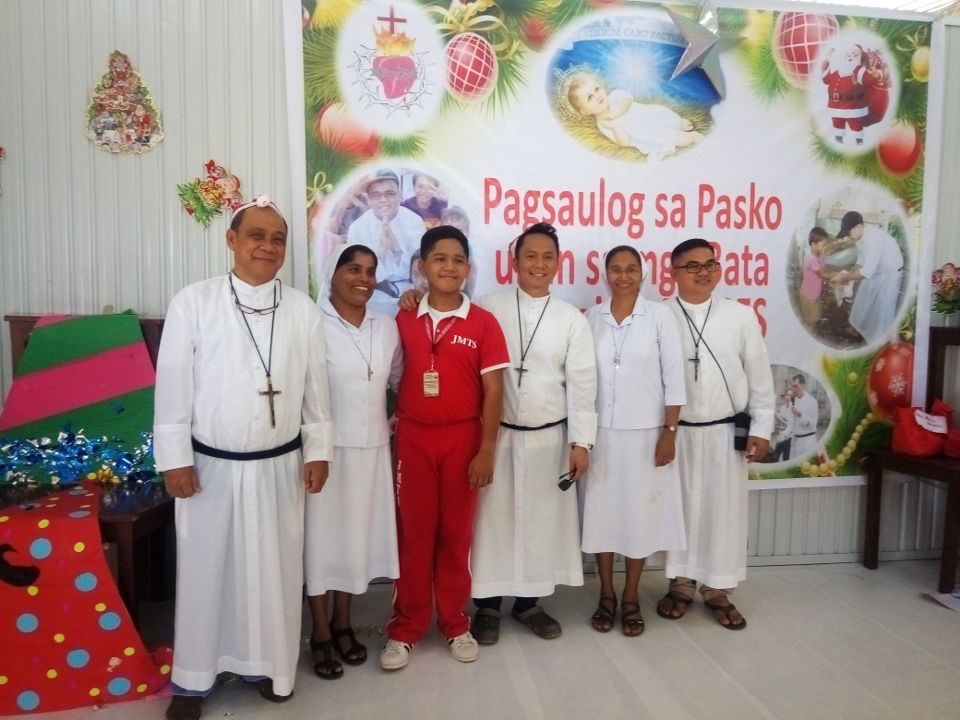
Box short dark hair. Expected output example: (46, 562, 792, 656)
(335, 244, 378, 271)
(671, 238, 714, 265)
(792, 374, 806, 385)
(808, 227, 828, 245)
(514, 222, 559, 257)
(605, 244, 643, 269)
(421, 225, 469, 259)
(229, 206, 288, 234)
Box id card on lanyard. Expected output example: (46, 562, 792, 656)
(423, 314, 458, 397)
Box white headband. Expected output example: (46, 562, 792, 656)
(232, 194, 284, 220)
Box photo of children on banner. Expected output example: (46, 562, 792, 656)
(759, 366, 831, 464)
(788, 198, 907, 349)
(401, 172, 448, 228)
(814, 34, 893, 149)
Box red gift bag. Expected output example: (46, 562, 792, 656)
(890, 403, 951, 457)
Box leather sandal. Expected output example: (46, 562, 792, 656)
(331, 627, 367, 665)
(472, 607, 501, 645)
(656, 591, 692, 620)
(590, 596, 616, 633)
(620, 601, 645, 637)
(703, 599, 747, 630)
(310, 638, 344, 679)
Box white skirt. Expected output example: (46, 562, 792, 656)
(580, 427, 686, 558)
(304, 444, 399, 595)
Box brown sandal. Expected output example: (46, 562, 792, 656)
(310, 639, 344, 679)
(332, 627, 367, 665)
(704, 599, 747, 630)
(620, 601, 645, 637)
(590, 596, 617, 633)
(656, 591, 692, 620)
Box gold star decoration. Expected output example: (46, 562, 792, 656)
(665, 4, 741, 99)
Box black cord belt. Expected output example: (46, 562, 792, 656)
(678, 416, 735, 427)
(795, 432, 816, 438)
(500, 418, 566, 432)
(192, 435, 302, 461)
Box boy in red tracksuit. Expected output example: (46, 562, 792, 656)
(381, 225, 509, 670)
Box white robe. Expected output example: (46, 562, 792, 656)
(580, 297, 687, 558)
(849, 226, 903, 345)
(471, 288, 597, 598)
(789, 391, 819, 460)
(154, 275, 333, 697)
(665, 296, 774, 590)
(304, 298, 403, 594)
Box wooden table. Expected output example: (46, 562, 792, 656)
(863, 447, 960, 593)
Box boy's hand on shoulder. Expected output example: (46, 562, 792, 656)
(468, 447, 495, 489)
(398, 289, 423, 311)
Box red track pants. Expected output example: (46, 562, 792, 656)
(387, 417, 481, 644)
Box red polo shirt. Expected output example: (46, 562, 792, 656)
(396, 294, 509, 425)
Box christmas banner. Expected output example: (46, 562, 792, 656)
(290, 0, 934, 487)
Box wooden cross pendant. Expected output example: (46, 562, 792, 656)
(689, 353, 701, 381)
(259, 376, 281, 428)
(515, 364, 528, 388)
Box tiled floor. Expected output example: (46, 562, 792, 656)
(25, 560, 960, 720)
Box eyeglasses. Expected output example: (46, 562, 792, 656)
(674, 260, 721, 274)
(368, 190, 398, 201)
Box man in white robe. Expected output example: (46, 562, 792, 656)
(154, 196, 333, 720)
(657, 238, 774, 631)
(470, 223, 597, 643)
(830, 210, 903, 345)
(788, 374, 819, 460)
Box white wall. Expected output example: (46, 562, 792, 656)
(1, 1, 958, 565)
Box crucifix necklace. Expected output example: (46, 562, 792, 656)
(515, 289, 550, 388)
(611, 323, 631, 369)
(340, 317, 375, 381)
(677, 298, 712, 382)
(230, 274, 281, 427)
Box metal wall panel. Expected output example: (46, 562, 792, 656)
(0, 3, 957, 565)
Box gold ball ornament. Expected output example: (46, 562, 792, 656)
(911, 46, 930, 82)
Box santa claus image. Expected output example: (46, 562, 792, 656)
(821, 43, 873, 145)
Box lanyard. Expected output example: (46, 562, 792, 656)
(423, 314, 459, 371)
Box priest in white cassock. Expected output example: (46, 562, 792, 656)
(656, 238, 774, 631)
(154, 195, 333, 720)
(788, 374, 819, 460)
(470, 222, 597, 644)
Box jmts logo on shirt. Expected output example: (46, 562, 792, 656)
(450, 334, 477, 349)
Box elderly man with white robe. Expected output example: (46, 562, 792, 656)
(154, 195, 333, 720)
(656, 238, 774, 631)
(469, 222, 597, 644)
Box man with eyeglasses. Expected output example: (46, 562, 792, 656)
(656, 238, 773, 631)
(155, 196, 333, 719)
(347, 168, 425, 310)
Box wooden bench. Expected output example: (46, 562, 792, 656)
(862, 326, 960, 593)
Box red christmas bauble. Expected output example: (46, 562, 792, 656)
(876, 122, 922, 178)
(313, 102, 379, 158)
(867, 341, 914, 423)
(521, 16, 551, 50)
(772, 12, 839, 88)
(445, 32, 498, 103)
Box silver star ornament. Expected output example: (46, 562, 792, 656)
(666, 5, 739, 99)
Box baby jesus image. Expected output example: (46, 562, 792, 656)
(566, 71, 704, 161)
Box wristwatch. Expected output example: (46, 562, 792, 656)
(663, 425, 677, 432)
(571, 442, 593, 452)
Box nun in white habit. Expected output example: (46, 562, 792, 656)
(304, 243, 403, 679)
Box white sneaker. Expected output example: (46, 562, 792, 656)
(380, 639, 411, 670)
(448, 632, 479, 663)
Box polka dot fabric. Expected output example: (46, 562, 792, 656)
(0, 483, 171, 714)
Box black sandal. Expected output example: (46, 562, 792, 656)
(310, 638, 344, 679)
(590, 596, 617, 633)
(332, 627, 367, 665)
